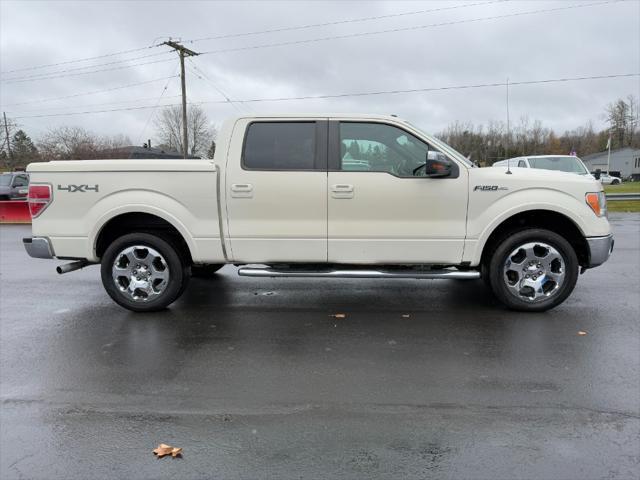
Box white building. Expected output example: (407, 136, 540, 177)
(582, 147, 640, 180)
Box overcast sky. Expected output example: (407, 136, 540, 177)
(1, 0, 639, 145)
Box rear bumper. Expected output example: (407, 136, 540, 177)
(586, 234, 614, 268)
(23, 237, 54, 259)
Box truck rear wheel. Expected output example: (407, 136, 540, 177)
(100, 233, 189, 312)
(487, 228, 578, 312)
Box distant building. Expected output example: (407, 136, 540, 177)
(102, 145, 200, 160)
(582, 147, 640, 180)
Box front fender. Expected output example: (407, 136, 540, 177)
(463, 187, 610, 265)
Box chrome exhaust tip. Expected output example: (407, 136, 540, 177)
(56, 260, 90, 275)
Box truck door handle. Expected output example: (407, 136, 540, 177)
(231, 183, 253, 198)
(331, 184, 354, 199)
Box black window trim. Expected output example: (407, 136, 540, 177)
(241, 120, 328, 172)
(328, 120, 459, 179)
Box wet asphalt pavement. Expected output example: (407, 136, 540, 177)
(1, 215, 639, 480)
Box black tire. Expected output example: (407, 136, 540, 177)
(191, 263, 224, 278)
(487, 228, 579, 312)
(612, 179, 620, 185)
(100, 232, 189, 312)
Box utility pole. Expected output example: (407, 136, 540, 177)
(606, 130, 612, 174)
(505, 77, 510, 156)
(162, 40, 199, 159)
(2, 112, 13, 164)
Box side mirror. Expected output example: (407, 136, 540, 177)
(424, 155, 452, 177)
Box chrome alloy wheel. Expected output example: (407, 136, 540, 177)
(112, 245, 170, 302)
(502, 242, 565, 303)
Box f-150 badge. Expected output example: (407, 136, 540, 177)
(474, 185, 508, 191)
(57, 184, 99, 193)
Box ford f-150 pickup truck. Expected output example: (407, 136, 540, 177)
(23, 114, 614, 312)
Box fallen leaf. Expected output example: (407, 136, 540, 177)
(330, 313, 346, 319)
(153, 443, 182, 458)
(578, 330, 588, 336)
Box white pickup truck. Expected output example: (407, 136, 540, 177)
(23, 114, 613, 312)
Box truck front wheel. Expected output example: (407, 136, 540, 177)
(487, 228, 579, 312)
(100, 233, 189, 312)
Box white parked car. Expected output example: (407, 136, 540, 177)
(23, 114, 613, 313)
(493, 155, 594, 178)
(597, 173, 622, 185)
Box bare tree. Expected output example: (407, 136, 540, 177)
(153, 105, 215, 157)
(606, 95, 638, 148)
(38, 126, 99, 160)
(38, 126, 131, 160)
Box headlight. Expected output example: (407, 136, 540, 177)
(585, 191, 607, 217)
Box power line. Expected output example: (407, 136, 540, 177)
(186, 0, 507, 44)
(197, 73, 640, 104)
(0, 2, 500, 78)
(0, 76, 179, 108)
(0, 44, 162, 75)
(1, 1, 622, 87)
(5, 94, 183, 114)
(0, 57, 176, 85)
(200, 0, 623, 55)
(10, 73, 638, 119)
(137, 66, 179, 145)
(187, 58, 249, 114)
(0, 51, 173, 83)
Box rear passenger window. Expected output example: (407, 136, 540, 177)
(518, 160, 527, 168)
(243, 122, 316, 170)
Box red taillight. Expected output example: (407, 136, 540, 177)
(28, 184, 52, 218)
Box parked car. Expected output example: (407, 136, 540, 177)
(492, 155, 594, 178)
(23, 114, 613, 313)
(597, 173, 622, 185)
(0, 172, 29, 200)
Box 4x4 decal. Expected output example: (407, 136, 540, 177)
(57, 184, 99, 193)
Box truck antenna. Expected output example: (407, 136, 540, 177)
(505, 77, 512, 174)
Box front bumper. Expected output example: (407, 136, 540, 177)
(23, 237, 54, 259)
(586, 234, 614, 268)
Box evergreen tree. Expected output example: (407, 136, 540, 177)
(207, 140, 216, 159)
(9, 129, 39, 168)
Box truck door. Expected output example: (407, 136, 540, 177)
(225, 119, 328, 263)
(327, 120, 468, 264)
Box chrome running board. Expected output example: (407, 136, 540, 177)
(237, 267, 480, 280)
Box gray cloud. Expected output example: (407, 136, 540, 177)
(1, 0, 638, 146)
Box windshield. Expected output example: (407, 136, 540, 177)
(404, 121, 474, 168)
(0, 175, 12, 186)
(528, 156, 588, 174)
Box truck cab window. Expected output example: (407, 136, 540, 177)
(339, 122, 442, 177)
(243, 122, 316, 170)
(13, 175, 28, 187)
